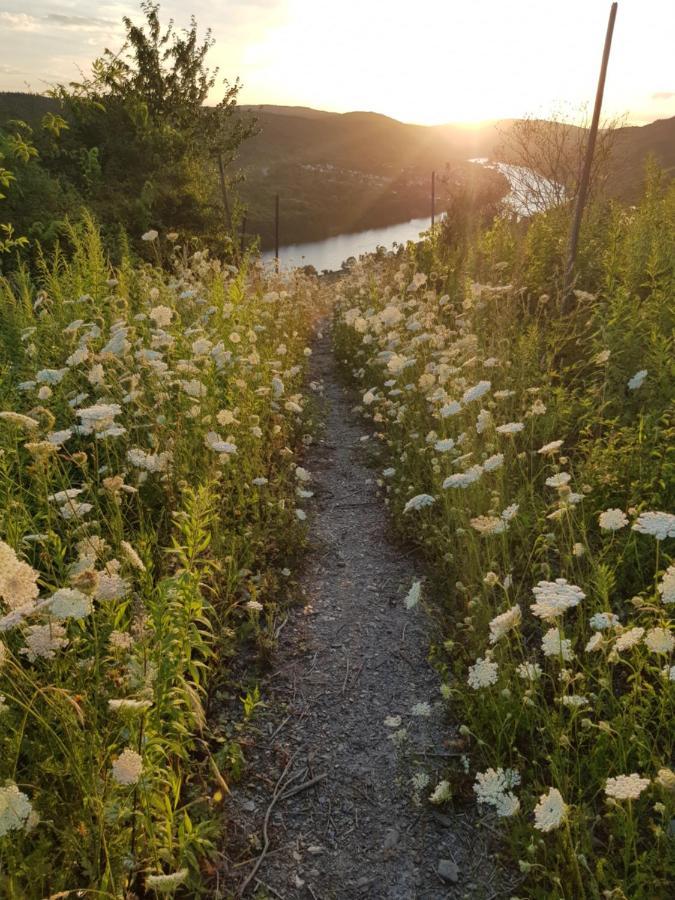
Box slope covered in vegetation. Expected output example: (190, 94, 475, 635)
(333, 171, 674, 898)
(0, 219, 323, 896)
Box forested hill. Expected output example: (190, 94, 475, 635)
(2, 92, 673, 249)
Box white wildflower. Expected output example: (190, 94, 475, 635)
(533, 788, 567, 832)
(605, 773, 650, 800)
(627, 369, 647, 390)
(632, 511, 675, 541)
(598, 508, 628, 531)
(467, 657, 499, 689)
(111, 748, 143, 785)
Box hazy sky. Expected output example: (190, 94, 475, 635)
(1, 1, 673, 125)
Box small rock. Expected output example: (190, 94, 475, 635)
(437, 859, 459, 884)
(382, 827, 400, 850)
(307, 845, 323, 855)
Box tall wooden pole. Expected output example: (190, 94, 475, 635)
(217, 152, 233, 233)
(240, 215, 247, 255)
(274, 193, 280, 272)
(562, 2, 618, 313)
(431, 170, 436, 230)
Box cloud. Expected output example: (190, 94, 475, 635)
(46, 14, 117, 30)
(651, 91, 675, 100)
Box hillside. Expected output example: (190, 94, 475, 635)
(233, 107, 505, 246)
(2, 93, 673, 248)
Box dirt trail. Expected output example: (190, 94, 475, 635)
(223, 328, 506, 899)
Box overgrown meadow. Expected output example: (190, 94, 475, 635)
(0, 218, 322, 897)
(334, 174, 674, 898)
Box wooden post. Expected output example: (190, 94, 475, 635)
(217, 152, 233, 233)
(431, 170, 436, 230)
(562, 2, 618, 313)
(240, 215, 247, 255)
(274, 193, 280, 272)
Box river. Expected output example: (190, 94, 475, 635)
(261, 216, 432, 273)
(261, 161, 558, 272)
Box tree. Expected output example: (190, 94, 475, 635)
(495, 106, 621, 217)
(48, 1, 255, 255)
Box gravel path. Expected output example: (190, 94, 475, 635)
(222, 327, 507, 899)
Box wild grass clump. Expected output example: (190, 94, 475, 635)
(333, 176, 674, 898)
(0, 217, 322, 897)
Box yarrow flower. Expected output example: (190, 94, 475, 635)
(598, 508, 628, 531)
(605, 773, 650, 800)
(538, 439, 563, 455)
(541, 627, 574, 661)
(470, 515, 508, 536)
(111, 748, 143, 785)
(533, 788, 567, 832)
(467, 656, 499, 689)
(0, 784, 33, 836)
(658, 565, 675, 605)
(644, 627, 674, 654)
(461, 380, 491, 404)
(530, 579, 585, 620)
(443, 465, 483, 489)
(496, 421, 524, 435)
(474, 768, 520, 817)
(632, 511, 675, 541)
(590, 611, 620, 631)
(411, 701, 432, 717)
(614, 626, 645, 652)
(517, 661, 542, 680)
(545, 472, 571, 488)
(49, 588, 92, 620)
(488, 605, 522, 644)
(403, 494, 435, 513)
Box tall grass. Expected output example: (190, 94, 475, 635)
(0, 218, 323, 897)
(333, 173, 674, 898)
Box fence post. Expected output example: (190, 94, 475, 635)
(431, 170, 436, 231)
(274, 193, 280, 273)
(562, 2, 618, 313)
(240, 215, 247, 256)
(217, 152, 233, 233)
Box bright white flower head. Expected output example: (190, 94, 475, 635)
(49, 588, 92, 620)
(112, 748, 143, 785)
(517, 661, 542, 680)
(467, 656, 499, 689)
(403, 494, 436, 513)
(632, 511, 675, 541)
(443, 465, 483, 489)
(545, 472, 571, 488)
(533, 788, 567, 832)
(541, 627, 574, 661)
(538, 439, 563, 455)
(0, 784, 33, 836)
(462, 380, 491, 404)
(488, 606, 522, 644)
(474, 768, 520, 817)
(614, 627, 645, 652)
(644, 627, 674, 654)
(590, 611, 620, 631)
(496, 421, 524, 435)
(658, 565, 675, 605)
(605, 773, 650, 800)
(598, 508, 628, 531)
(530, 579, 585, 620)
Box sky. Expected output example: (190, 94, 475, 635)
(0, 1, 673, 126)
